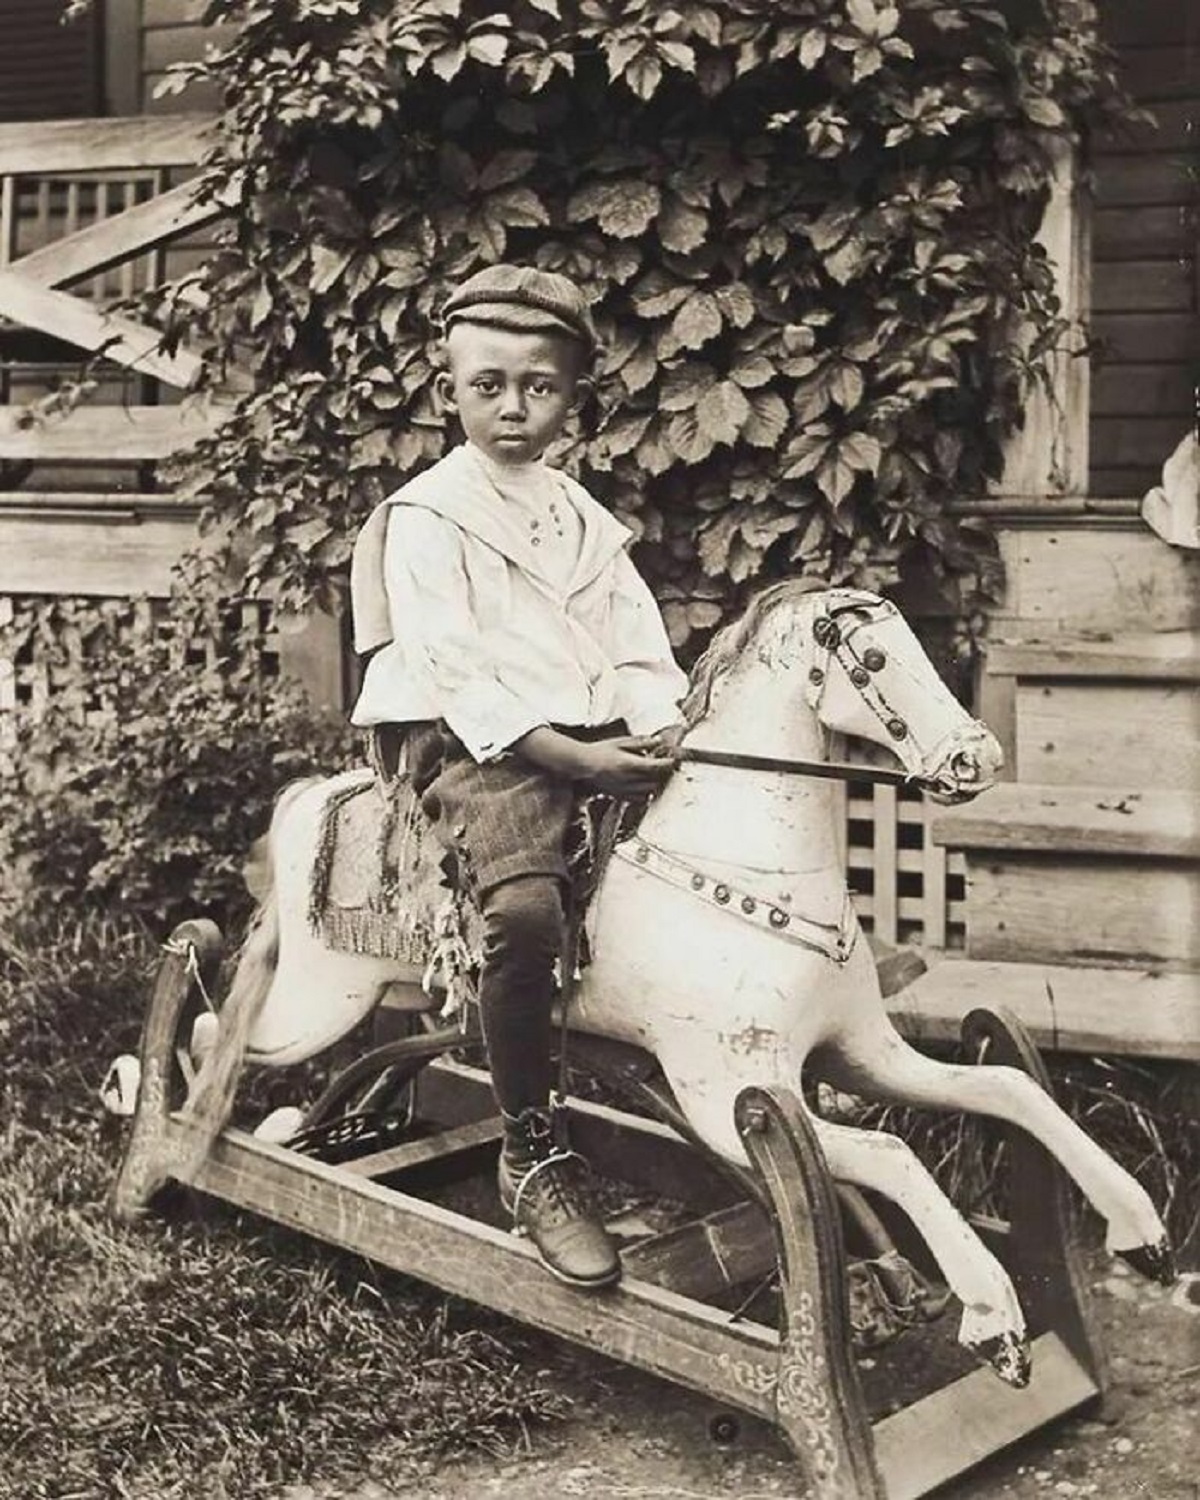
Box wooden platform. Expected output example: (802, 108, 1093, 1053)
(889, 957, 1200, 1062)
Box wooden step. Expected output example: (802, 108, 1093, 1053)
(889, 957, 1200, 1062)
(987, 630, 1200, 683)
(932, 784, 1200, 860)
(1014, 678, 1198, 789)
(931, 785, 1200, 967)
(995, 524, 1200, 633)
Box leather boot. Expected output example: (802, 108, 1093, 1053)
(497, 1104, 621, 1289)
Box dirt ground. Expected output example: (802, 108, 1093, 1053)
(292, 1254, 1198, 1500)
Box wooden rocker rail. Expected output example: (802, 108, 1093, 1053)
(113, 920, 1108, 1500)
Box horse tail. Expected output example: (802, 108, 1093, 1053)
(174, 778, 314, 1182)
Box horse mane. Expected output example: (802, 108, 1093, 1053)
(682, 575, 828, 728)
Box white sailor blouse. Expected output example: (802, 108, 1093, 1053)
(350, 443, 688, 762)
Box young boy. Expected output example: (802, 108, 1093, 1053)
(350, 264, 688, 1287)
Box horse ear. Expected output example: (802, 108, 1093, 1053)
(243, 834, 272, 901)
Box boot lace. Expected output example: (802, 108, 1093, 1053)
(510, 1148, 595, 1228)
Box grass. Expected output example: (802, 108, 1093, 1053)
(0, 911, 566, 1500)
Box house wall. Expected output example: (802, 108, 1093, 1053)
(1090, 0, 1199, 499)
(140, 0, 233, 113)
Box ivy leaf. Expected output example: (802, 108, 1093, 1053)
(631, 275, 692, 318)
(1023, 96, 1065, 128)
(621, 342, 660, 394)
(671, 290, 723, 349)
(479, 150, 538, 189)
(714, 283, 755, 328)
(742, 390, 789, 448)
(310, 245, 353, 294)
(799, 30, 827, 69)
(730, 352, 774, 388)
(657, 196, 709, 254)
(696, 380, 750, 445)
(666, 407, 718, 464)
(568, 180, 662, 238)
(782, 423, 834, 480)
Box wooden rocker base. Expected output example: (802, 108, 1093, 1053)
(113, 922, 1108, 1500)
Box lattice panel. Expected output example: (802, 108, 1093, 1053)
(841, 781, 966, 952)
(0, 592, 282, 776)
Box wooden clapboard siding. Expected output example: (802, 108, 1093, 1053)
(1090, 2, 1198, 501)
(141, 0, 230, 114)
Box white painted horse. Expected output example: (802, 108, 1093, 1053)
(206, 582, 1171, 1381)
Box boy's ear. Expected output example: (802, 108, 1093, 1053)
(435, 371, 457, 411)
(569, 375, 595, 414)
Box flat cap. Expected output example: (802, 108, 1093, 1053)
(440, 263, 599, 355)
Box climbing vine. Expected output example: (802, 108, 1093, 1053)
(151, 0, 1125, 649)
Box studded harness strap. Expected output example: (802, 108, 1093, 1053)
(610, 595, 913, 964)
(613, 836, 858, 964)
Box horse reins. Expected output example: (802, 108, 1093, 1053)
(678, 746, 910, 787)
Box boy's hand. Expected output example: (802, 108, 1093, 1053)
(575, 736, 676, 795)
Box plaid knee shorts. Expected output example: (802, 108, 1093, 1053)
(405, 722, 580, 897)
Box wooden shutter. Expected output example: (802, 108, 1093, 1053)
(0, 0, 104, 123)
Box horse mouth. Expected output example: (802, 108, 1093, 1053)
(921, 744, 999, 804)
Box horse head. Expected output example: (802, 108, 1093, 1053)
(801, 588, 1002, 803)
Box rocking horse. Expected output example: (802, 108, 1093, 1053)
(113, 583, 1173, 1499)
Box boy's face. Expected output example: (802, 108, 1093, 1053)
(437, 323, 588, 466)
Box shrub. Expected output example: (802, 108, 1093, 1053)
(0, 598, 356, 932)
(154, 0, 1128, 648)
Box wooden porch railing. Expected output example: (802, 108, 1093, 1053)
(0, 113, 222, 449)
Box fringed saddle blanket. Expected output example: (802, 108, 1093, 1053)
(306, 769, 633, 1007)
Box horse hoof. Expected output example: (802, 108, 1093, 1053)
(1117, 1236, 1176, 1287)
(970, 1330, 1032, 1389)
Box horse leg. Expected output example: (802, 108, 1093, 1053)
(820, 1019, 1173, 1281)
(808, 1113, 1031, 1385)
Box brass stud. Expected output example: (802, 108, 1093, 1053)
(635, 844, 649, 863)
(813, 617, 840, 647)
(769, 907, 790, 929)
(887, 717, 907, 739)
(808, 666, 824, 685)
(690, 873, 705, 891)
(850, 666, 870, 687)
(741, 896, 757, 914)
(714, 883, 731, 904)
(863, 647, 886, 671)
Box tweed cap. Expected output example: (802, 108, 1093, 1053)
(440, 264, 599, 355)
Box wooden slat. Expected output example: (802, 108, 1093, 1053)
(1092, 258, 1194, 313)
(1092, 362, 1194, 417)
(0, 500, 198, 596)
(874, 1333, 1097, 1500)
(932, 783, 1200, 860)
(987, 631, 1200, 683)
(963, 854, 1200, 968)
(1094, 156, 1195, 208)
(1091, 312, 1197, 364)
(889, 958, 1200, 1061)
(0, 403, 222, 460)
(1091, 415, 1193, 470)
(340, 1117, 504, 1181)
(1094, 205, 1191, 261)
(1016, 682, 1199, 791)
(0, 115, 213, 173)
(871, 784, 898, 946)
(1096, 100, 1200, 153)
(10, 180, 221, 289)
(185, 1124, 784, 1421)
(0, 269, 200, 386)
(143, 23, 239, 71)
(143, 0, 212, 24)
(621, 1201, 774, 1298)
